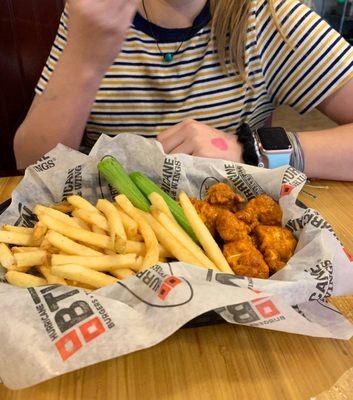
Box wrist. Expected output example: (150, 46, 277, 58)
(256, 127, 293, 169)
(232, 136, 244, 163)
(236, 124, 259, 166)
(287, 131, 305, 173)
(236, 125, 299, 169)
(61, 44, 110, 81)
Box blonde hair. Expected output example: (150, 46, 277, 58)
(210, 0, 288, 79)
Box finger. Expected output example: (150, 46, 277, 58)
(157, 123, 190, 153)
(158, 121, 185, 141)
(169, 140, 195, 155)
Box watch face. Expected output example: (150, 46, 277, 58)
(257, 127, 291, 151)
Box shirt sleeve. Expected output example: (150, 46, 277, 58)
(255, 0, 353, 114)
(35, 5, 69, 94)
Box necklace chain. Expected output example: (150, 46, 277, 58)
(141, 0, 188, 62)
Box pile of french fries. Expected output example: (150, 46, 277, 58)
(0, 191, 233, 290)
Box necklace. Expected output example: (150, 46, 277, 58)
(141, 0, 187, 63)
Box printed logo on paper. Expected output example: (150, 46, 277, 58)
(305, 259, 334, 301)
(62, 165, 83, 199)
(213, 271, 285, 326)
(282, 166, 306, 187)
(119, 264, 193, 307)
(221, 296, 284, 327)
(14, 203, 38, 228)
(280, 184, 295, 198)
(343, 248, 353, 263)
(292, 304, 307, 319)
(224, 163, 264, 200)
(286, 209, 341, 243)
(199, 176, 220, 199)
(33, 155, 56, 173)
(27, 285, 115, 362)
(108, 184, 119, 199)
(161, 157, 182, 199)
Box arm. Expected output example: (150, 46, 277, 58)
(298, 77, 353, 181)
(15, 56, 105, 168)
(250, 0, 353, 181)
(14, 0, 138, 169)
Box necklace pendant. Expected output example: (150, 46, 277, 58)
(163, 53, 174, 62)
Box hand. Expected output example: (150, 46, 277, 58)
(65, 0, 138, 73)
(157, 119, 243, 162)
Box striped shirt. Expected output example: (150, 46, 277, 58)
(36, 0, 353, 147)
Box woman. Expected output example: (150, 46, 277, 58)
(14, 0, 353, 180)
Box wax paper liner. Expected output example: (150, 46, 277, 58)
(0, 134, 352, 389)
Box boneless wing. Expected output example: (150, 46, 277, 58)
(223, 237, 269, 279)
(236, 194, 282, 229)
(253, 225, 297, 274)
(190, 198, 221, 237)
(216, 209, 250, 242)
(206, 183, 244, 212)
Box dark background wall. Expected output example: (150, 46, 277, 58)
(0, 0, 65, 175)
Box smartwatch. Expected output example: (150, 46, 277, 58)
(252, 127, 293, 169)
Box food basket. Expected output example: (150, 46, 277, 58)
(0, 134, 352, 389)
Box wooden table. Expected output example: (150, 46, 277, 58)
(1, 177, 353, 400)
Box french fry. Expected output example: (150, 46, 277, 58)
(115, 239, 171, 258)
(34, 205, 81, 229)
(11, 247, 38, 254)
(78, 242, 102, 253)
(32, 222, 48, 246)
(116, 195, 159, 270)
(39, 214, 114, 250)
(51, 253, 140, 272)
(66, 280, 96, 291)
(153, 210, 217, 270)
(80, 224, 107, 251)
(129, 234, 144, 242)
(2, 225, 34, 234)
(0, 243, 15, 269)
(115, 205, 138, 238)
(67, 195, 99, 213)
(111, 268, 135, 280)
(140, 211, 202, 266)
(104, 249, 116, 255)
(51, 201, 74, 214)
(96, 199, 127, 244)
(12, 247, 40, 253)
(92, 224, 116, 255)
(46, 231, 103, 256)
(116, 239, 141, 254)
(5, 270, 47, 287)
(37, 266, 67, 285)
(91, 225, 106, 235)
(159, 246, 173, 259)
(148, 192, 176, 222)
(0, 230, 33, 246)
(179, 192, 233, 274)
(9, 250, 48, 272)
(141, 211, 204, 267)
(40, 238, 60, 254)
(51, 265, 118, 288)
(72, 208, 109, 232)
(72, 216, 91, 231)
